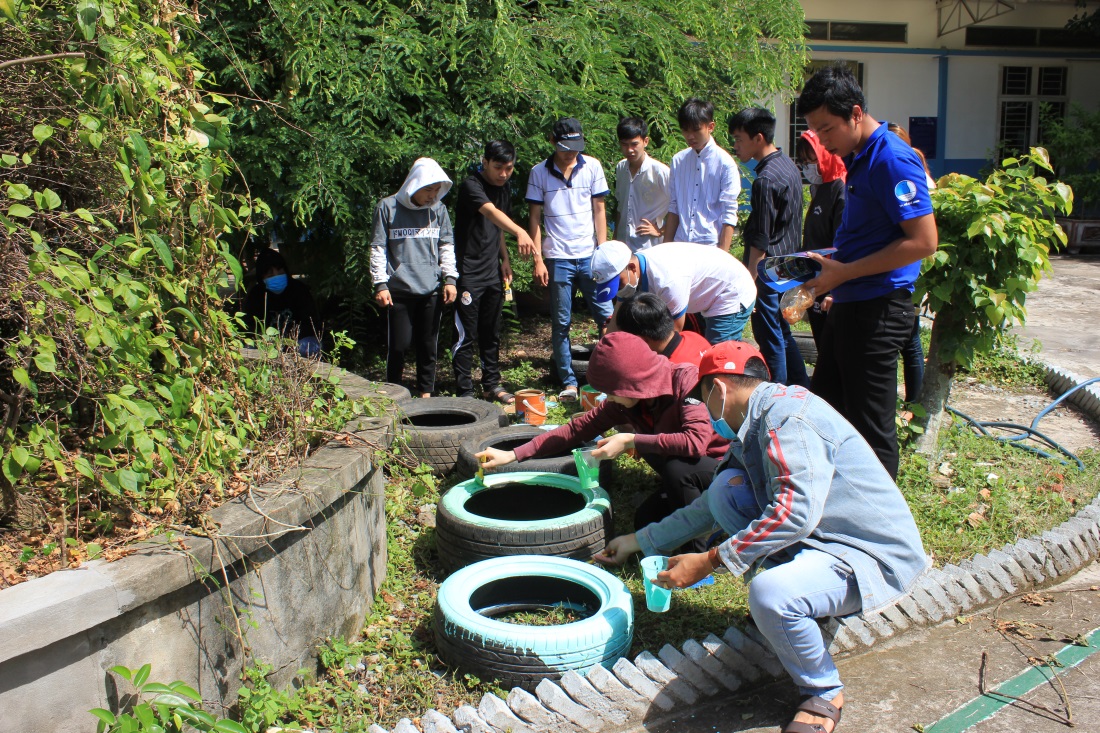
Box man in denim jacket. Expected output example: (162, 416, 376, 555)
(596, 341, 928, 733)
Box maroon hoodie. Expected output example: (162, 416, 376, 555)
(513, 333, 728, 462)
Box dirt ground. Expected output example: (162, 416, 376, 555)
(947, 378, 1100, 453)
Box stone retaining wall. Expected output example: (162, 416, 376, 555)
(363, 362, 1100, 733)
(0, 368, 396, 733)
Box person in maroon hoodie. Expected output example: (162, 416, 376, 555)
(476, 331, 728, 551)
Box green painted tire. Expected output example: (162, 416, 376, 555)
(435, 471, 613, 571)
(433, 555, 633, 690)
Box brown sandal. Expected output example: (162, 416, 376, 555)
(782, 695, 842, 733)
(487, 387, 515, 405)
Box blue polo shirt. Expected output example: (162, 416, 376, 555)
(831, 122, 933, 303)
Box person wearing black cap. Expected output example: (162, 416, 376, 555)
(596, 340, 928, 733)
(242, 247, 323, 357)
(524, 117, 615, 403)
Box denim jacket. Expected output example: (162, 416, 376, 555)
(637, 382, 929, 614)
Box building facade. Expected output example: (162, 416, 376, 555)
(775, 0, 1100, 177)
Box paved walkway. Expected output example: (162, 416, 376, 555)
(631, 254, 1100, 733)
(1015, 255, 1100, 380)
(637, 564, 1100, 733)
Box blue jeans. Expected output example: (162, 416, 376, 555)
(901, 315, 924, 403)
(748, 547, 862, 701)
(547, 257, 614, 388)
(751, 283, 809, 387)
(704, 301, 754, 344)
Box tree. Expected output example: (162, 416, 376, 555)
(1040, 104, 1100, 216)
(192, 0, 809, 340)
(913, 149, 1073, 454)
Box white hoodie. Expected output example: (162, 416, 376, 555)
(370, 158, 458, 296)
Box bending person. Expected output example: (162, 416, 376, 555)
(476, 332, 727, 551)
(615, 293, 711, 367)
(596, 340, 928, 733)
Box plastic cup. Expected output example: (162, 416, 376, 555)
(572, 448, 601, 490)
(640, 556, 672, 613)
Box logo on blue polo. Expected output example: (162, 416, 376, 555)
(894, 180, 918, 203)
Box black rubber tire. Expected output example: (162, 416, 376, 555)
(433, 556, 633, 691)
(435, 471, 613, 571)
(792, 330, 817, 366)
(455, 425, 613, 486)
(365, 381, 413, 404)
(399, 397, 508, 474)
(570, 342, 596, 386)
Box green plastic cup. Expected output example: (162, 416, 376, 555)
(572, 448, 601, 490)
(641, 555, 672, 613)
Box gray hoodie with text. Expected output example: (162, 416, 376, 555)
(370, 158, 458, 297)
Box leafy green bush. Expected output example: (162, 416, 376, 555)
(91, 664, 247, 733)
(0, 1, 367, 541)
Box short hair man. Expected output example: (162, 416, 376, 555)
(590, 240, 755, 344)
(664, 98, 741, 251)
(597, 340, 928, 733)
(615, 292, 712, 366)
(525, 118, 615, 402)
(797, 65, 938, 477)
(729, 107, 809, 388)
(476, 332, 728, 549)
(452, 140, 533, 405)
(614, 117, 670, 252)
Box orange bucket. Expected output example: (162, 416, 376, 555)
(580, 384, 605, 412)
(515, 389, 548, 426)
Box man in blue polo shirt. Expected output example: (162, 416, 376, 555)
(797, 65, 938, 478)
(526, 118, 615, 402)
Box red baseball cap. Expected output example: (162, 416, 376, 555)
(690, 341, 770, 399)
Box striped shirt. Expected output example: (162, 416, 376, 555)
(667, 137, 741, 245)
(742, 149, 803, 260)
(526, 154, 610, 260)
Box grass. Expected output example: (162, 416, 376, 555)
(244, 321, 1099, 731)
(494, 605, 587, 626)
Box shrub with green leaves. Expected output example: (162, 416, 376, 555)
(914, 148, 1073, 452)
(91, 664, 248, 733)
(0, 1, 365, 536)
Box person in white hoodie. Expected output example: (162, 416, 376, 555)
(370, 158, 459, 397)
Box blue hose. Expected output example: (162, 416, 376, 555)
(945, 377, 1100, 472)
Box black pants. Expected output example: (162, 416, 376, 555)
(452, 282, 504, 397)
(634, 454, 721, 553)
(386, 292, 442, 395)
(811, 289, 915, 478)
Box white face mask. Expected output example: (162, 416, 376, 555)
(802, 163, 823, 186)
(618, 269, 639, 299)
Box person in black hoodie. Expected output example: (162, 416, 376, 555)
(242, 248, 323, 357)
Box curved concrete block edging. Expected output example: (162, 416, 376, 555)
(0, 366, 402, 733)
(363, 360, 1100, 733)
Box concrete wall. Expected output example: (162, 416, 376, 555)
(0, 376, 396, 733)
(769, 0, 1100, 175)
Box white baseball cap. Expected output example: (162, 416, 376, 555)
(589, 241, 633, 303)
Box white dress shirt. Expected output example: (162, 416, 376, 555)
(667, 137, 741, 245)
(614, 155, 670, 252)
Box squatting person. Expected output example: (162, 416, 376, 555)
(596, 340, 928, 733)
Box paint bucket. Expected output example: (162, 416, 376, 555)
(580, 384, 605, 412)
(515, 389, 548, 426)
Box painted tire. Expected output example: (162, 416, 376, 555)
(400, 397, 508, 474)
(791, 330, 817, 366)
(455, 426, 613, 486)
(433, 555, 633, 690)
(435, 471, 613, 571)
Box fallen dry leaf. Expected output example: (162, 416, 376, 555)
(967, 512, 986, 528)
(1021, 592, 1054, 607)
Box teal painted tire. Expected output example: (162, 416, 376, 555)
(433, 555, 633, 690)
(435, 471, 613, 571)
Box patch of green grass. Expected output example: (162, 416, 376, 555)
(493, 605, 587, 626)
(958, 335, 1047, 391)
(900, 427, 1098, 566)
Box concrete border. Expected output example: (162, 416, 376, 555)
(364, 360, 1100, 733)
(0, 366, 403, 733)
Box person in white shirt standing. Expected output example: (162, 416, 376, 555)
(525, 117, 615, 402)
(591, 240, 756, 344)
(613, 117, 670, 253)
(664, 98, 742, 252)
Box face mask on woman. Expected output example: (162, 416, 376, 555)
(264, 274, 289, 294)
(801, 163, 823, 186)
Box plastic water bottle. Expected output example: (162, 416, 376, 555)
(780, 285, 815, 324)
